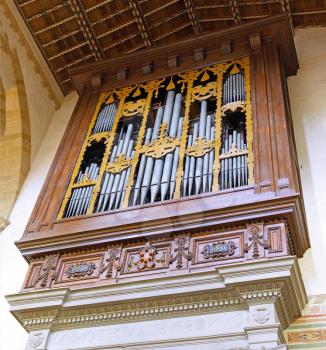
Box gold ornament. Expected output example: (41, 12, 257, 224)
(186, 137, 214, 158)
(140, 123, 181, 159)
(106, 154, 132, 174)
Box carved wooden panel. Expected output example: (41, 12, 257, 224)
(21, 220, 291, 291)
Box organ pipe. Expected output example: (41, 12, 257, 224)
(59, 58, 252, 219)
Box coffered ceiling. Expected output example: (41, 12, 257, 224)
(14, 0, 326, 94)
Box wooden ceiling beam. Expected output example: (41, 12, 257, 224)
(85, 0, 114, 13)
(34, 16, 75, 36)
(26, 2, 69, 22)
(128, 0, 153, 47)
(41, 29, 81, 48)
(229, 0, 242, 24)
(48, 42, 89, 61)
(90, 7, 130, 27)
(68, 0, 105, 61)
(183, 0, 202, 34)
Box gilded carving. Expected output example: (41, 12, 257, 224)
(106, 154, 132, 174)
(140, 123, 181, 158)
(192, 81, 217, 101)
(122, 99, 146, 116)
(170, 237, 192, 269)
(219, 143, 248, 160)
(185, 137, 214, 158)
(221, 100, 246, 116)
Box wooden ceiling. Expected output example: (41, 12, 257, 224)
(14, 0, 326, 94)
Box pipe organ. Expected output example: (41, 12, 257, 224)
(10, 16, 311, 350)
(58, 59, 253, 218)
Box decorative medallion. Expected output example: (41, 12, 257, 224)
(65, 262, 96, 278)
(28, 332, 45, 349)
(253, 306, 271, 325)
(140, 123, 181, 158)
(201, 240, 237, 259)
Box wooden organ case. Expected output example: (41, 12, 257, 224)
(9, 15, 310, 350)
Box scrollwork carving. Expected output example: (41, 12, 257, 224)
(185, 137, 214, 158)
(140, 123, 181, 159)
(106, 154, 132, 174)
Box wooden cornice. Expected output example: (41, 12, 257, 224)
(69, 15, 298, 94)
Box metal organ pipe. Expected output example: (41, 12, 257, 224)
(208, 126, 215, 192)
(194, 101, 207, 194)
(150, 90, 175, 203)
(132, 127, 152, 205)
(188, 122, 198, 195)
(140, 106, 164, 204)
(93, 103, 117, 133)
(182, 135, 192, 196)
(169, 117, 184, 199)
(202, 114, 212, 193)
(161, 93, 183, 201)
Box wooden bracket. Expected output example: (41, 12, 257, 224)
(142, 62, 153, 74)
(91, 74, 102, 88)
(221, 40, 232, 55)
(193, 48, 205, 62)
(168, 55, 179, 68)
(117, 68, 128, 80)
(249, 33, 262, 51)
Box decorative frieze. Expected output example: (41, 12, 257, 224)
(22, 220, 291, 291)
(123, 242, 169, 273)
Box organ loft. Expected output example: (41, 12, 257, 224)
(7, 14, 310, 350)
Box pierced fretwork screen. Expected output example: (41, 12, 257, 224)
(58, 57, 253, 219)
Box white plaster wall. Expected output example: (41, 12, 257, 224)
(0, 92, 78, 350)
(288, 27, 326, 296)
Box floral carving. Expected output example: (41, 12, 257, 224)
(127, 242, 166, 271)
(170, 237, 193, 269)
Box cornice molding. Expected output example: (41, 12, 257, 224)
(0, 0, 63, 109)
(7, 257, 306, 332)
